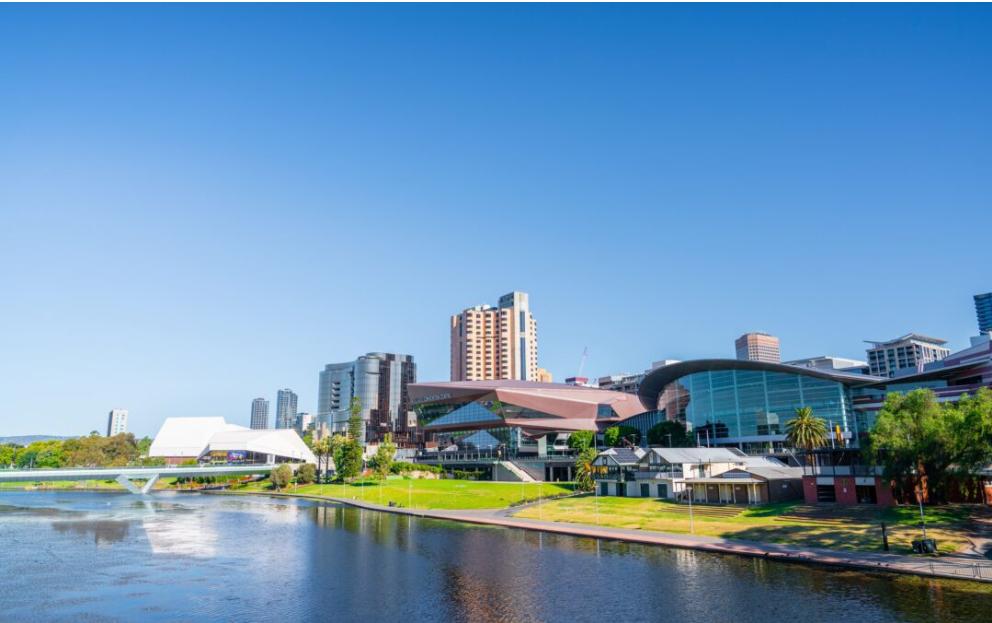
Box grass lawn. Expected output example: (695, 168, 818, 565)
(231, 477, 575, 510)
(0, 479, 126, 490)
(514, 495, 977, 555)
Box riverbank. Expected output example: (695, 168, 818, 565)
(227, 478, 575, 509)
(207, 489, 992, 584)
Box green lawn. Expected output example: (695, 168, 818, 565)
(514, 495, 977, 555)
(0, 479, 126, 490)
(231, 477, 575, 510)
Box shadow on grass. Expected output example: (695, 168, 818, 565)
(723, 524, 885, 552)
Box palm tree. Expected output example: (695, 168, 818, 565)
(784, 406, 829, 450)
(573, 447, 599, 492)
(311, 438, 331, 483)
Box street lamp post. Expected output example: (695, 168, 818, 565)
(917, 489, 928, 541)
(687, 485, 694, 534)
(594, 480, 599, 524)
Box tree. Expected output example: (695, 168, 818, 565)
(337, 440, 364, 482)
(646, 421, 693, 447)
(311, 438, 331, 482)
(603, 425, 640, 448)
(573, 447, 599, 492)
(567, 430, 595, 450)
(296, 463, 317, 485)
(270, 464, 293, 490)
(867, 388, 992, 504)
(0, 444, 16, 467)
(347, 396, 364, 443)
(784, 406, 828, 450)
(329, 434, 347, 477)
(372, 433, 396, 481)
(949, 388, 992, 477)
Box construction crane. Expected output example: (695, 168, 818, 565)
(577, 347, 588, 378)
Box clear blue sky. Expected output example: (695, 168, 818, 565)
(1, 4, 990, 438)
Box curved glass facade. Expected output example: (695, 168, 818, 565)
(657, 369, 854, 441)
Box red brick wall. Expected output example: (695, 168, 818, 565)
(802, 476, 819, 503)
(876, 478, 895, 506)
(834, 477, 858, 504)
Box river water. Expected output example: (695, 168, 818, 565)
(0, 491, 989, 622)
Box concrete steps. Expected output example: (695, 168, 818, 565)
(497, 460, 536, 483)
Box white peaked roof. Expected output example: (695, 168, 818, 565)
(149, 417, 316, 463)
(149, 417, 246, 458)
(205, 429, 316, 463)
(642, 448, 742, 464)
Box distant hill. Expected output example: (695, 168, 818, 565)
(0, 435, 76, 446)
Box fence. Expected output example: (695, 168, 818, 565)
(928, 560, 992, 581)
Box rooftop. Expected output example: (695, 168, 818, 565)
(865, 333, 948, 348)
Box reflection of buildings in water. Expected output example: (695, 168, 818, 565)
(143, 510, 219, 558)
(435, 530, 543, 620)
(51, 519, 131, 546)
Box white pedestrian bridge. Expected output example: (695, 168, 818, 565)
(0, 464, 280, 494)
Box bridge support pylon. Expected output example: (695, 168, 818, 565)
(116, 473, 160, 495)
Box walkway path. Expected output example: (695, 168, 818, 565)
(210, 490, 992, 584)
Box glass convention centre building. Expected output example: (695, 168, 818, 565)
(634, 359, 887, 451)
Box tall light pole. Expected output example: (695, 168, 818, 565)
(917, 489, 928, 541)
(687, 484, 694, 534)
(594, 480, 599, 525)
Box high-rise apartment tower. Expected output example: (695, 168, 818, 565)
(451, 291, 539, 382)
(107, 408, 128, 436)
(250, 398, 270, 430)
(275, 389, 298, 430)
(735, 332, 781, 363)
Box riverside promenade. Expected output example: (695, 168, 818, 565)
(211, 490, 992, 584)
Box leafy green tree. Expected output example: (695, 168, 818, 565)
(270, 464, 293, 490)
(567, 430, 594, 450)
(603, 425, 640, 448)
(646, 421, 693, 447)
(329, 434, 347, 476)
(372, 434, 396, 481)
(137, 437, 153, 455)
(868, 388, 992, 503)
(949, 388, 992, 477)
(573, 447, 599, 492)
(784, 406, 829, 450)
(296, 463, 317, 485)
(0, 444, 17, 467)
(337, 440, 365, 482)
(17, 440, 65, 468)
(347, 397, 364, 443)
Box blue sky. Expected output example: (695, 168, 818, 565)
(1, 4, 990, 437)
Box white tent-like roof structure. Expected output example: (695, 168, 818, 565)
(149, 417, 244, 459)
(205, 429, 316, 463)
(149, 417, 315, 464)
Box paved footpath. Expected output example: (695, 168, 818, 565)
(214, 490, 992, 584)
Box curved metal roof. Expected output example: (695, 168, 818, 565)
(637, 359, 886, 406)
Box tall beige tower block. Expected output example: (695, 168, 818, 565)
(451, 291, 539, 382)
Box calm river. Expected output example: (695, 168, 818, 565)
(1, 491, 989, 622)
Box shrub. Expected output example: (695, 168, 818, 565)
(296, 463, 317, 484)
(270, 464, 293, 489)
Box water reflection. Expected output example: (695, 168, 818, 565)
(1, 491, 991, 623)
(52, 519, 131, 545)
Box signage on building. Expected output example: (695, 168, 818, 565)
(411, 393, 452, 404)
